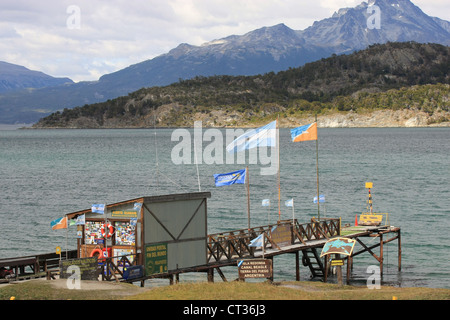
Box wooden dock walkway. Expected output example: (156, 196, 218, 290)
(0, 218, 401, 286)
(137, 218, 401, 285)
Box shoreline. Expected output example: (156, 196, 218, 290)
(23, 108, 450, 130)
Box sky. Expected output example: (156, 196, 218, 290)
(0, 0, 448, 82)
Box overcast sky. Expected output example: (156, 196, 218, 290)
(0, 0, 448, 82)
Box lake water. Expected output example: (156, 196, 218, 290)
(0, 127, 449, 288)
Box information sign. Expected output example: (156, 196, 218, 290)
(238, 259, 273, 279)
(59, 257, 98, 280)
(145, 243, 168, 275)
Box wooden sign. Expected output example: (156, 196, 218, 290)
(270, 224, 293, 247)
(59, 257, 99, 281)
(238, 259, 273, 279)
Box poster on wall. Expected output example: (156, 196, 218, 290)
(115, 221, 135, 246)
(85, 221, 104, 244)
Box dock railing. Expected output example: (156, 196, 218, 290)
(207, 218, 340, 263)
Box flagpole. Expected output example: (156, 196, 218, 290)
(277, 116, 281, 222)
(246, 166, 250, 230)
(315, 114, 320, 220)
(292, 199, 295, 226)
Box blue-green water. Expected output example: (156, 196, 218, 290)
(1, 127, 449, 288)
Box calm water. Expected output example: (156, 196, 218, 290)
(0, 127, 449, 288)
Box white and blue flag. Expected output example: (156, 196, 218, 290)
(261, 199, 270, 207)
(285, 199, 294, 207)
(76, 214, 85, 225)
(249, 234, 264, 247)
(313, 195, 325, 203)
(91, 204, 105, 214)
(226, 120, 277, 153)
(214, 169, 246, 187)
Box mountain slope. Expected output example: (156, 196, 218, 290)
(0, 61, 73, 94)
(2, 0, 449, 124)
(33, 42, 449, 128)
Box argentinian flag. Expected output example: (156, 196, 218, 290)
(91, 204, 105, 214)
(249, 234, 264, 247)
(226, 120, 277, 153)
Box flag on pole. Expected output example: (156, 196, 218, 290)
(249, 234, 264, 247)
(76, 214, 85, 225)
(313, 195, 325, 203)
(50, 216, 67, 230)
(226, 120, 277, 153)
(285, 199, 294, 207)
(91, 204, 105, 214)
(290, 122, 318, 142)
(214, 169, 246, 187)
(261, 199, 270, 207)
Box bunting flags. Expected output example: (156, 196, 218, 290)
(214, 169, 246, 187)
(290, 122, 317, 142)
(226, 120, 277, 153)
(50, 216, 67, 230)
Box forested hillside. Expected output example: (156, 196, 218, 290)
(34, 42, 449, 128)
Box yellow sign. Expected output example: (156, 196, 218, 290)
(360, 213, 385, 226)
(365, 182, 373, 189)
(331, 259, 344, 266)
(56, 246, 61, 255)
(111, 210, 138, 218)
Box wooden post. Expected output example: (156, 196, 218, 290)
(295, 251, 300, 281)
(398, 229, 402, 271)
(324, 255, 328, 283)
(207, 268, 214, 283)
(335, 254, 343, 286)
(379, 233, 384, 278)
(346, 256, 351, 285)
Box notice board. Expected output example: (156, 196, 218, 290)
(145, 243, 168, 275)
(59, 257, 99, 280)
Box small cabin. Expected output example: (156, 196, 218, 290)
(65, 192, 211, 277)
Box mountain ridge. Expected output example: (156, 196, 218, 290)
(1, 0, 449, 124)
(33, 42, 449, 129)
(0, 61, 73, 94)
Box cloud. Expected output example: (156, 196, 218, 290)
(0, 0, 447, 82)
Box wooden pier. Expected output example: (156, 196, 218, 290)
(130, 217, 401, 285)
(0, 218, 401, 286)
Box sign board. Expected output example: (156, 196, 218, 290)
(59, 257, 98, 280)
(238, 259, 273, 279)
(320, 237, 356, 257)
(123, 265, 144, 280)
(331, 259, 344, 266)
(270, 224, 293, 247)
(111, 210, 138, 218)
(145, 243, 168, 275)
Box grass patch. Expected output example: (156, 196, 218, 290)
(2, 279, 449, 300)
